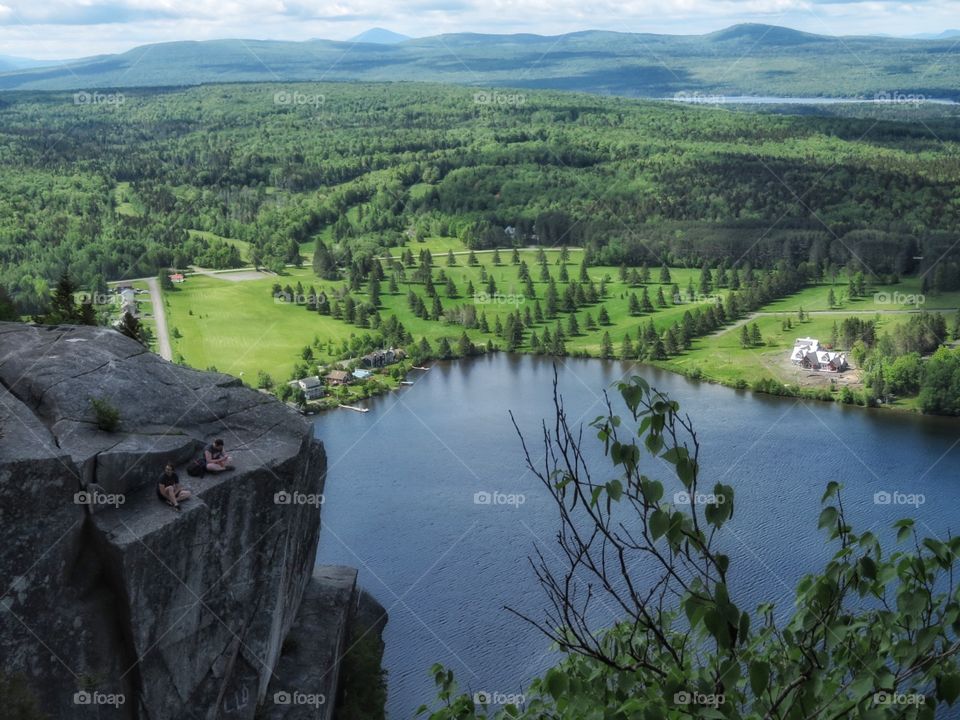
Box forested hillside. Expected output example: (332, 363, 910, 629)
(1, 24, 959, 99)
(1, 82, 959, 312)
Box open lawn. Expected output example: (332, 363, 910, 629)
(164, 242, 722, 382)
(761, 276, 960, 313)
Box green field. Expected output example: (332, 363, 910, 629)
(159, 237, 958, 413)
(164, 242, 717, 381)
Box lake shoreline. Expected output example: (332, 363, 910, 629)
(320, 350, 952, 419)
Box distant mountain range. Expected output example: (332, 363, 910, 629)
(1, 23, 958, 100)
(348, 28, 412, 44)
(0, 55, 69, 72)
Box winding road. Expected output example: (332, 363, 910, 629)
(145, 277, 173, 360)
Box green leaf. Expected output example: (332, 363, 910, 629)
(821, 481, 841, 502)
(939, 673, 960, 705)
(650, 509, 669, 540)
(545, 668, 568, 699)
(606, 479, 623, 502)
(749, 661, 770, 695)
(818, 506, 838, 530)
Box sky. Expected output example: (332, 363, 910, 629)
(0, 0, 957, 59)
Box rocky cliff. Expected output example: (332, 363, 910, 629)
(0, 322, 331, 719)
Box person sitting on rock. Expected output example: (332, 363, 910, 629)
(205, 438, 234, 472)
(158, 461, 191, 510)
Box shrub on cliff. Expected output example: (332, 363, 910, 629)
(90, 397, 120, 432)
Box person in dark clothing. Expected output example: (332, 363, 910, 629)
(158, 461, 191, 510)
(205, 438, 234, 473)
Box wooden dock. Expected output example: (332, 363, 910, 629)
(338, 404, 370, 413)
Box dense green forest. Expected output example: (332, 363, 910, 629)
(2, 82, 959, 314)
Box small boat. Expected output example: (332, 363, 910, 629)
(400, 381, 414, 386)
(412, 365, 430, 371)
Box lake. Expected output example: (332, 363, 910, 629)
(667, 94, 959, 105)
(314, 354, 960, 717)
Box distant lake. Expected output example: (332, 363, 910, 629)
(667, 94, 959, 105)
(314, 354, 960, 717)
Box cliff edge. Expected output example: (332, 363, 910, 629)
(0, 322, 328, 719)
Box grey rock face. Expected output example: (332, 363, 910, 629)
(265, 566, 358, 720)
(0, 322, 327, 720)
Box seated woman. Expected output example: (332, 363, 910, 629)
(158, 461, 191, 510)
(205, 439, 234, 473)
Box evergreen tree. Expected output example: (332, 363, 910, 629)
(640, 287, 655, 314)
(437, 337, 453, 359)
(567, 313, 580, 336)
(447, 250, 457, 267)
(621, 333, 635, 360)
(656, 286, 667, 307)
(663, 328, 678, 356)
(740, 324, 751, 348)
(598, 306, 611, 325)
(600, 331, 614, 359)
(750, 322, 763, 346)
(629, 293, 641, 316)
(659, 264, 671, 283)
(118, 311, 147, 345)
(457, 332, 475, 357)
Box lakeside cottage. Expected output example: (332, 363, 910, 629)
(168, 272, 185, 283)
(296, 376, 325, 400)
(790, 337, 848, 372)
(360, 347, 406, 369)
(325, 369, 352, 386)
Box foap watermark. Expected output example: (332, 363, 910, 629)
(80, 292, 124, 307)
(473, 91, 526, 107)
(74, 690, 125, 707)
(474, 490, 525, 508)
(274, 490, 324, 507)
(273, 291, 328, 305)
(874, 490, 925, 508)
(74, 490, 125, 509)
(673, 292, 721, 305)
(73, 91, 125, 107)
(673, 490, 726, 506)
(874, 291, 924, 306)
(674, 690, 724, 708)
(273, 90, 325, 107)
(474, 690, 525, 706)
(272, 690, 325, 708)
(473, 291, 525, 307)
(874, 91, 926, 107)
(873, 692, 926, 706)
(672, 91, 726, 105)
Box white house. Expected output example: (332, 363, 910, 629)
(791, 337, 848, 372)
(296, 376, 325, 400)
